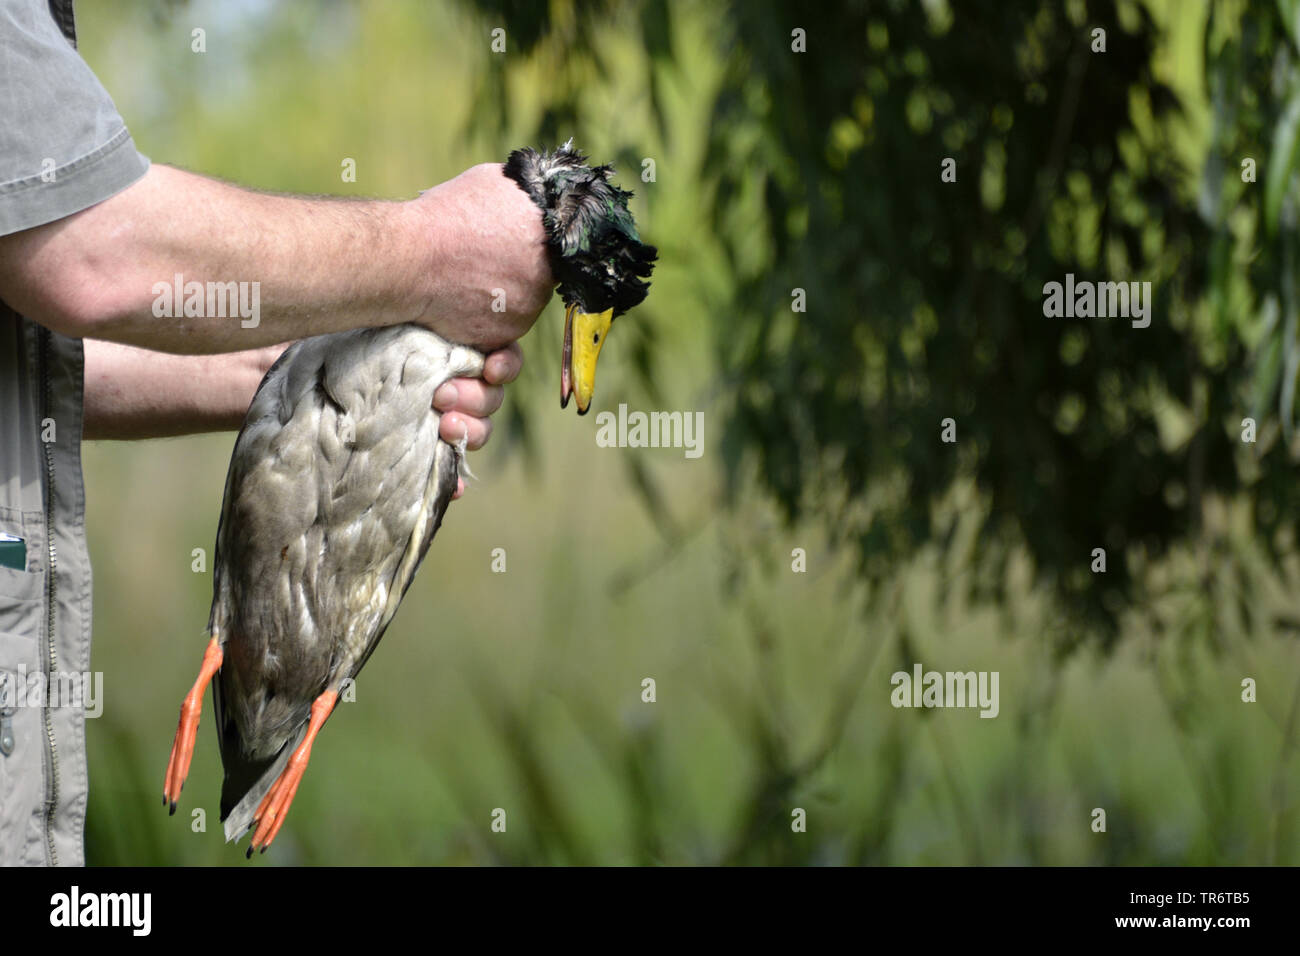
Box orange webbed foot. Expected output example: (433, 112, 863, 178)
(163, 635, 223, 814)
(246, 689, 339, 856)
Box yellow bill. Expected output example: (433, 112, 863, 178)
(561, 304, 614, 415)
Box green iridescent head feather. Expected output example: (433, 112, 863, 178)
(504, 139, 658, 318)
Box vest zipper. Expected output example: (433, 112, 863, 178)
(38, 327, 60, 866)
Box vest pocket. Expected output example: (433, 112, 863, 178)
(0, 556, 45, 859)
(0, 555, 42, 647)
(0, 565, 42, 592)
(0, 561, 43, 655)
(0, 632, 43, 863)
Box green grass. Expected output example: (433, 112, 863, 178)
(82, 410, 1300, 864)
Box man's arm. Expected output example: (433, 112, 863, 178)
(0, 162, 551, 354)
(83, 338, 524, 446)
(82, 339, 285, 439)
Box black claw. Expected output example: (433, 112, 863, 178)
(246, 845, 254, 860)
(168, 801, 176, 817)
(163, 794, 168, 807)
(259, 845, 267, 855)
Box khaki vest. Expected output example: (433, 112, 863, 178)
(0, 0, 93, 868)
(0, 308, 92, 866)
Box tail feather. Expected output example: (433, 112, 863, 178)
(219, 723, 308, 843)
(213, 659, 309, 843)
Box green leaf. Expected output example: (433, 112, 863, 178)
(1278, 0, 1300, 49)
(1264, 92, 1300, 235)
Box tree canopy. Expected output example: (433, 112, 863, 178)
(472, 0, 1300, 641)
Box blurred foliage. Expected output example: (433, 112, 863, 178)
(470, 0, 1300, 641)
(68, 0, 1300, 865)
(707, 0, 1215, 640)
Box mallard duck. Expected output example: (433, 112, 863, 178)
(161, 142, 656, 855)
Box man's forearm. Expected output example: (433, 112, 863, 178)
(0, 161, 551, 356)
(83, 339, 285, 439)
(0, 164, 432, 353)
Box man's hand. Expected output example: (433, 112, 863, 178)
(411, 164, 553, 350)
(437, 341, 522, 450)
(439, 341, 524, 498)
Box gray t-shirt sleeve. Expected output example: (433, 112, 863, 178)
(0, 0, 150, 236)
